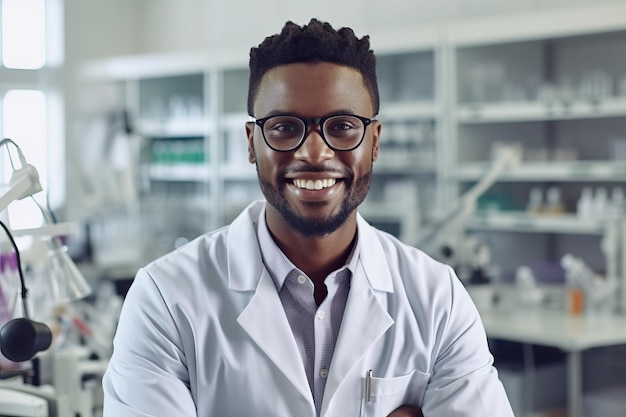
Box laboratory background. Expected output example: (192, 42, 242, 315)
(1, 0, 626, 416)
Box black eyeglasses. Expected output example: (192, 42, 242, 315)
(249, 113, 376, 152)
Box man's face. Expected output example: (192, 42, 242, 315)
(246, 62, 380, 237)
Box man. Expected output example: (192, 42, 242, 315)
(102, 19, 514, 417)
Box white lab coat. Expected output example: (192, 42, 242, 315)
(102, 200, 514, 417)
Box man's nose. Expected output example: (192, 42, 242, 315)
(293, 129, 335, 163)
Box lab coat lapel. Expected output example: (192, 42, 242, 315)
(322, 215, 395, 412)
(237, 269, 312, 402)
(229, 202, 312, 404)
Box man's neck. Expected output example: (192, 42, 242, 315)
(266, 215, 357, 287)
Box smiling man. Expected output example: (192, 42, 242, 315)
(103, 19, 514, 417)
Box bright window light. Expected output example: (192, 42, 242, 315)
(2, 89, 47, 229)
(2, 0, 46, 69)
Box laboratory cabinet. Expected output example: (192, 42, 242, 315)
(76, 2, 626, 288)
(69, 6, 626, 417)
(217, 66, 263, 224)
(77, 57, 222, 265)
(446, 7, 626, 289)
(78, 42, 446, 258)
(361, 49, 443, 246)
(126, 72, 216, 260)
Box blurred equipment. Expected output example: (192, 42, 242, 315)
(561, 253, 619, 316)
(0, 385, 49, 416)
(0, 138, 97, 416)
(54, 346, 108, 417)
(416, 145, 521, 280)
(0, 138, 91, 362)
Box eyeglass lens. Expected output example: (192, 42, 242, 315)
(262, 115, 366, 151)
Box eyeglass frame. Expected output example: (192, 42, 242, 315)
(248, 113, 377, 152)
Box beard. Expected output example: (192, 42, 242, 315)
(257, 167, 372, 237)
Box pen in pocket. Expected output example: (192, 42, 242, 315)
(365, 369, 372, 402)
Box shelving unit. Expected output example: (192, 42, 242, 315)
(123, 72, 215, 260)
(360, 47, 444, 245)
(78, 40, 447, 253)
(446, 5, 626, 287)
(76, 3, 626, 285)
(72, 7, 626, 415)
(216, 67, 262, 224)
(467, 212, 608, 235)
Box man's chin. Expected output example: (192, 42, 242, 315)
(299, 200, 330, 208)
(285, 208, 352, 237)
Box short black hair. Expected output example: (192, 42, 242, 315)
(247, 18, 379, 116)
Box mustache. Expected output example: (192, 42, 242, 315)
(282, 164, 346, 176)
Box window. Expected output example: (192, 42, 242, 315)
(0, 0, 63, 230)
(1, 0, 46, 69)
(2, 90, 47, 229)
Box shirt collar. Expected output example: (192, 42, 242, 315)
(256, 204, 360, 291)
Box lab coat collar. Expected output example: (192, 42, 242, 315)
(228, 201, 393, 292)
(356, 211, 394, 293)
(227, 200, 395, 294)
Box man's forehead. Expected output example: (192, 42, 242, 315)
(255, 63, 370, 103)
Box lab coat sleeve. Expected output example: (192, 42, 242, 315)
(102, 268, 197, 417)
(422, 267, 514, 416)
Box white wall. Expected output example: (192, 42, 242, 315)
(63, 0, 626, 85)
(64, 0, 141, 71)
(129, 0, 624, 58)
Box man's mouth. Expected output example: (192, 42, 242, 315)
(292, 178, 337, 190)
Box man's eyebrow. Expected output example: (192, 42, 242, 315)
(257, 109, 361, 118)
(258, 110, 299, 118)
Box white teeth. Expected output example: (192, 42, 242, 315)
(293, 178, 337, 190)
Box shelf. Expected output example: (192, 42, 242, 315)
(454, 161, 626, 182)
(375, 156, 436, 174)
(457, 97, 626, 124)
(379, 101, 438, 120)
(219, 164, 256, 180)
(146, 164, 211, 181)
(221, 112, 249, 127)
(136, 119, 210, 137)
(467, 211, 607, 235)
(359, 200, 420, 245)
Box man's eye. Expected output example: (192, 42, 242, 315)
(274, 123, 299, 132)
(331, 123, 353, 131)
(265, 119, 303, 138)
(327, 121, 356, 132)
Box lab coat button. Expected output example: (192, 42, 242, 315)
(297, 274, 307, 284)
(320, 368, 328, 378)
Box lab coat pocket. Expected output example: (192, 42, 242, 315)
(360, 369, 430, 417)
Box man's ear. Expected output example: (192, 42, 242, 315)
(371, 121, 381, 162)
(245, 122, 256, 163)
